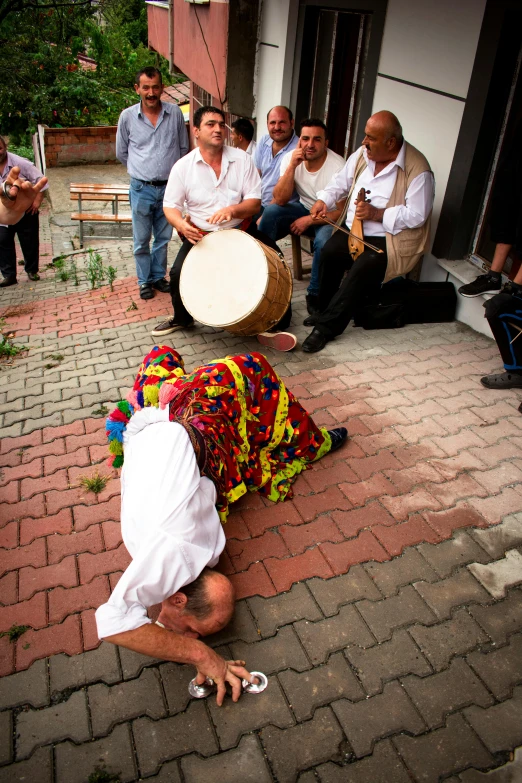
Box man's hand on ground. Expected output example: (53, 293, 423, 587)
(0, 167, 48, 225)
(290, 215, 313, 235)
(195, 648, 253, 706)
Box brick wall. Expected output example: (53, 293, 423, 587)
(43, 126, 117, 168)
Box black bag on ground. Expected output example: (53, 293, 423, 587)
(353, 279, 457, 330)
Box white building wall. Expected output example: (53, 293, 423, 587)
(254, 0, 299, 135)
(371, 0, 486, 281)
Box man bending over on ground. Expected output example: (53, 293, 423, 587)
(96, 346, 348, 704)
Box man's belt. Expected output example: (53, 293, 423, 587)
(137, 179, 168, 186)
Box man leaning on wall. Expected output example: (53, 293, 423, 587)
(116, 67, 189, 302)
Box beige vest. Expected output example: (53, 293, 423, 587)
(337, 142, 432, 283)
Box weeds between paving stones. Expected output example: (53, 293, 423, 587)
(0, 317, 25, 360)
(88, 767, 121, 783)
(0, 624, 30, 642)
(78, 469, 111, 495)
(92, 404, 109, 417)
(126, 300, 138, 311)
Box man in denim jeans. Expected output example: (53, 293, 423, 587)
(116, 67, 189, 300)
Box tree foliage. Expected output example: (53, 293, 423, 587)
(0, 0, 177, 141)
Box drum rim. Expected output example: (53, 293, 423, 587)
(180, 229, 274, 328)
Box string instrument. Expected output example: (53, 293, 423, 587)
(349, 186, 371, 260)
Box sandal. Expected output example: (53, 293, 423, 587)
(480, 372, 522, 389)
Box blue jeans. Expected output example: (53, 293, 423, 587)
(259, 202, 332, 296)
(129, 179, 173, 286)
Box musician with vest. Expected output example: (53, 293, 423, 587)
(302, 111, 435, 353)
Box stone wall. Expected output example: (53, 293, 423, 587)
(44, 126, 117, 168)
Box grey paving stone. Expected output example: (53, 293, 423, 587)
(393, 713, 494, 783)
(278, 651, 364, 721)
(133, 700, 218, 777)
(469, 514, 522, 558)
(247, 582, 323, 637)
(363, 548, 439, 597)
(118, 646, 163, 679)
(16, 689, 90, 760)
(207, 600, 260, 645)
(469, 588, 522, 644)
(418, 530, 492, 578)
(208, 675, 293, 750)
(317, 739, 411, 783)
(145, 760, 182, 783)
(464, 687, 522, 754)
(230, 625, 311, 674)
(401, 658, 494, 728)
(0, 710, 12, 765)
(468, 551, 522, 599)
(0, 746, 52, 783)
(159, 661, 194, 715)
(413, 569, 492, 619)
(0, 658, 49, 709)
(89, 667, 166, 737)
(261, 706, 344, 783)
(49, 643, 121, 694)
(294, 604, 375, 664)
(458, 745, 522, 781)
(345, 628, 432, 696)
(332, 680, 425, 758)
(356, 585, 437, 642)
(409, 608, 489, 671)
(307, 565, 382, 615)
(467, 633, 522, 699)
(55, 722, 137, 783)
(181, 734, 272, 783)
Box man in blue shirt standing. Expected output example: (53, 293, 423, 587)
(116, 67, 189, 300)
(254, 106, 298, 212)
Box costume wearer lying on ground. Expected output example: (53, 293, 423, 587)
(95, 346, 345, 703)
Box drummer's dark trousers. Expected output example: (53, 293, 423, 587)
(484, 292, 522, 372)
(314, 231, 388, 338)
(169, 224, 292, 330)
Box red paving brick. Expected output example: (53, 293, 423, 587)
(48, 576, 110, 624)
(320, 531, 390, 573)
(422, 504, 489, 537)
(0, 636, 14, 676)
(242, 501, 303, 537)
(101, 520, 123, 550)
(228, 562, 276, 600)
(19, 556, 78, 601)
(278, 516, 344, 554)
(19, 508, 73, 545)
(77, 543, 131, 584)
(81, 608, 101, 650)
(47, 525, 104, 564)
(340, 474, 398, 507)
(227, 531, 289, 572)
(16, 614, 82, 671)
(265, 547, 334, 592)
(73, 496, 121, 531)
(0, 592, 47, 633)
(0, 537, 46, 576)
(223, 512, 251, 541)
(293, 486, 352, 522)
(331, 502, 400, 538)
(0, 521, 17, 549)
(0, 572, 18, 606)
(372, 515, 441, 556)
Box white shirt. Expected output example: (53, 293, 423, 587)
(163, 145, 261, 232)
(95, 407, 225, 638)
(280, 147, 346, 211)
(246, 139, 257, 156)
(316, 144, 435, 237)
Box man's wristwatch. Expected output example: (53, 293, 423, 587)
(2, 182, 17, 201)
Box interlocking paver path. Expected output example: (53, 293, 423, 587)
(1, 209, 522, 781)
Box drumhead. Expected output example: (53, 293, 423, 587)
(180, 230, 269, 327)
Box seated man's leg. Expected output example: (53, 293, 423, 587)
(258, 202, 308, 241)
(482, 292, 522, 388)
(308, 224, 333, 299)
(151, 240, 194, 336)
(316, 230, 354, 312)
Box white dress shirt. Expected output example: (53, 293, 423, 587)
(95, 407, 225, 639)
(246, 139, 257, 156)
(163, 145, 261, 232)
(316, 144, 434, 237)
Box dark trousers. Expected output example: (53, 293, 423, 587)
(169, 223, 292, 330)
(484, 292, 522, 372)
(0, 211, 39, 279)
(315, 230, 388, 337)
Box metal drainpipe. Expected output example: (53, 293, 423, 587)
(168, 0, 174, 74)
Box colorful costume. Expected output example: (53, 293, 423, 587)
(106, 346, 332, 520)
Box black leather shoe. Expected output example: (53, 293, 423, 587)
(303, 314, 319, 326)
(306, 294, 320, 315)
(152, 278, 170, 293)
(139, 283, 154, 300)
(302, 327, 331, 353)
(327, 427, 348, 452)
(27, 272, 40, 281)
(0, 276, 17, 288)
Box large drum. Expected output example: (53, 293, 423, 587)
(179, 230, 293, 336)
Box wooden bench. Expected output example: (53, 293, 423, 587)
(291, 234, 313, 280)
(70, 183, 131, 247)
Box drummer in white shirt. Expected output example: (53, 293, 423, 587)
(152, 105, 295, 351)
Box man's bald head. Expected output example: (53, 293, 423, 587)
(363, 111, 403, 164)
(158, 568, 236, 638)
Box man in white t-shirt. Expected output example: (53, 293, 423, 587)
(259, 118, 345, 314)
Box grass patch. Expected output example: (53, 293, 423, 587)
(78, 470, 111, 495)
(0, 317, 25, 360)
(126, 301, 138, 312)
(0, 624, 30, 642)
(88, 768, 121, 783)
(92, 404, 109, 417)
(48, 354, 64, 362)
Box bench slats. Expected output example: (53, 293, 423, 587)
(71, 213, 132, 222)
